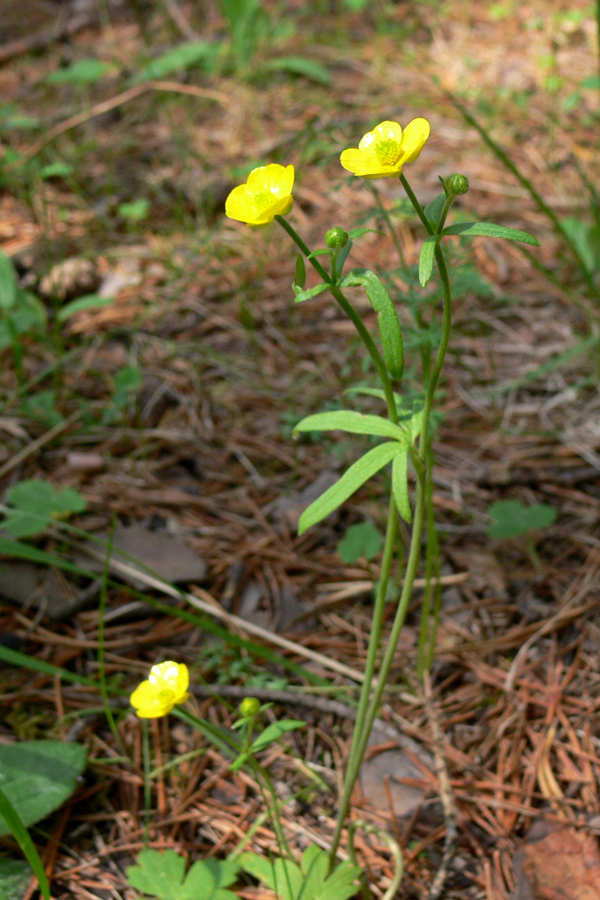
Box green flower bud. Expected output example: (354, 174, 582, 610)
(239, 697, 261, 717)
(325, 227, 349, 249)
(444, 174, 469, 196)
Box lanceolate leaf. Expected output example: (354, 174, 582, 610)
(418, 234, 440, 287)
(294, 253, 306, 290)
(293, 282, 329, 303)
(298, 442, 402, 534)
(294, 410, 409, 442)
(423, 192, 446, 231)
(340, 268, 404, 380)
(442, 222, 540, 245)
(392, 449, 411, 522)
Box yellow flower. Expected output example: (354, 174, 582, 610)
(225, 164, 294, 226)
(130, 661, 190, 718)
(340, 118, 430, 179)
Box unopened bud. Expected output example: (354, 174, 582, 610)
(444, 174, 469, 196)
(325, 227, 349, 249)
(239, 697, 260, 717)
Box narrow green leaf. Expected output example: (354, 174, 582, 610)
(0, 786, 50, 900)
(340, 268, 404, 379)
(347, 227, 384, 239)
(0, 250, 17, 310)
(251, 719, 304, 753)
(442, 221, 540, 245)
(423, 192, 446, 231)
(418, 234, 439, 287)
(47, 59, 111, 84)
(133, 41, 220, 83)
(392, 449, 411, 523)
(57, 294, 113, 322)
(294, 254, 306, 290)
(294, 409, 409, 442)
(293, 283, 329, 303)
(334, 238, 353, 276)
(263, 56, 331, 85)
(298, 442, 402, 534)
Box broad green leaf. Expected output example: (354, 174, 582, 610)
(442, 221, 540, 246)
(293, 283, 329, 303)
(340, 268, 404, 379)
(118, 198, 150, 221)
(0, 741, 87, 838)
(264, 56, 331, 85)
(0, 290, 46, 349)
(298, 442, 402, 534)
(0, 858, 33, 900)
(134, 41, 220, 83)
(47, 59, 112, 84)
(251, 719, 304, 753)
(392, 449, 411, 523)
(294, 254, 306, 290)
(57, 294, 113, 322)
(337, 522, 383, 563)
(487, 500, 556, 539)
(423, 192, 446, 231)
(0, 250, 17, 310)
(418, 234, 440, 287)
(4, 479, 86, 538)
(126, 849, 240, 900)
(294, 410, 408, 442)
(39, 161, 73, 180)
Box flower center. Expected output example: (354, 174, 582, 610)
(157, 688, 174, 703)
(374, 139, 402, 167)
(252, 189, 277, 212)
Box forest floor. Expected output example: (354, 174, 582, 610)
(1, 1, 600, 898)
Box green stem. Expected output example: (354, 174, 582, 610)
(329, 178, 455, 866)
(329, 492, 399, 863)
(328, 470, 427, 865)
(399, 174, 434, 236)
(275, 215, 398, 424)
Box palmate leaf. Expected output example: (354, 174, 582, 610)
(340, 269, 404, 380)
(239, 845, 360, 900)
(126, 849, 239, 900)
(298, 442, 402, 534)
(294, 410, 408, 442)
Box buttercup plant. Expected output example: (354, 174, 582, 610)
(225, 115, 540, 877)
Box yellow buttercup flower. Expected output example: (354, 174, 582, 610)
(225, 164, 294, 226)
(340, 118, 430, 179)
(130, 661, 190, 718)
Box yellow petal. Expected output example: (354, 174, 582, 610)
(225, 183, 257, 223)
(248, 163, 294, 198)
(398, 117, 430, 164)
(130, 680, 172, 718)
(359, 120, 403, 153)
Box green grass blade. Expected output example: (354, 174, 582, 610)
(0, 785, 50, 900)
